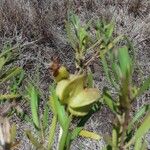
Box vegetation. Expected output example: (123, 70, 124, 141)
(0, 1, 150, 150)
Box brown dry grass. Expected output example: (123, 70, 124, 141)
(0, 0, 150, 149)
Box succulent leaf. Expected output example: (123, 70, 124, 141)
(56, 74, 85, 104)
(68, 88, 100, 116)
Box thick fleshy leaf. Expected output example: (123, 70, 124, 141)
(56, 79, 70, 103)
(56, 74, 85, 104)
(68, 106, 88, 116)
(68, 88, 100, 116)
(69, 88, 100, 108)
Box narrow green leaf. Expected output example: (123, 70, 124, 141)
(103, 89, 118, 114)
(112, 128, 118, 150)
(42, 104, 49, 130)
(50, 85, 69, 129)
(101, 56, 111, 84)
(66, 20, 78, 50)
(0, 67, 23, 84)
(118, 46, 132, 78)
(105, 22, 114, 39)
(87, 71, 94, 88)
(138, 76, 150, 97)
(48, 115, 57, 150)
(125, 112, 150, 148)
(128, 105, 150, 131)
(27, 84, 39, 129)
(101, 56, 118, 89)
(59, 116, 71, 150)
(135, 112, 150, 140)
(71, 127, 83, 140)
(108, 52, 119, 89)
(0, 57, 6, 70)
(0, 94, 20, 100)
(79, 130, 101, 140)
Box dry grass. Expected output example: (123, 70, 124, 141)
(0, 0, 150, 149)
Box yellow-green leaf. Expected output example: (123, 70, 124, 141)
(79, 130, 101, 140)
(56, 74, 85, 104)
(69, 88, 100, 108)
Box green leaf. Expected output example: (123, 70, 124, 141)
(26, 84, 39, 129)
(118, 46, 132, 79)
(125, 111, 150, 148)
(69, 88, 100, 108)
(134, 112, 150, 140)
(87, 71, 94, 88)
(79, 130, 101, 140)
(59, 116, 72, 150)
(138, 76, 150, 97)
(47, 115, 57, 150)
(112, 128, 118, 150)
(128, 104, 150, 131)
(0, 94, 21, 100)
(42, 104, 49, 130)
(0, 67, 23, 84)
(71, 127, 83, 140)
(56, 74, 85, 104)
(50, 85, 69, 129)
(103, 89, 118, 114)
(69, 88, 100, 116)
(66, 22, 78, 50)
(134, 137, 143, 150)
(105, 22, 114, 39)
(101, 56, 111, 84)
(0, 57, 6, 70)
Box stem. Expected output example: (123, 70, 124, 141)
(58, 124, 69, 150)
(58, 116, 72, 150)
